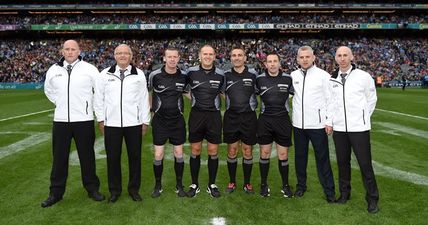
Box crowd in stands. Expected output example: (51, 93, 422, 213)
(2, 1, 423, 4)
(1, 37, 426, 83)
(1, 14, 427, 28)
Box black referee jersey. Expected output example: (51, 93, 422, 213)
(148, 66, 187, 118)
(256, 70, 294, 116)
(186, 65, 225, 111)
(224, 66, 258, 113)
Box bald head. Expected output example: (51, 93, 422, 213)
(335, 46, 354, 72)
(62, 39, 81, 64)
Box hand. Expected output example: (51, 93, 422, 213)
(98, 121, 105, 135)
(325, 126, 333, 135)
(142, 124, 148, 136)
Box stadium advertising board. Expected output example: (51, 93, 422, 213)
(30, 23, 427, 31)
(0, 83, 43, 90)
(31, 24, 130, 30)
(361, 23, 398, 29)
(276, 23, 359, 29)
(0, 25, 20, 31)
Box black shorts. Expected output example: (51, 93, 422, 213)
(257, 114, 292, 147)
(223, 110, 257, 145)
(188, 109, 222, 144)
(152, 113, 186, 146)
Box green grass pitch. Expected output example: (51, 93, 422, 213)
(0, 88, 427, 225)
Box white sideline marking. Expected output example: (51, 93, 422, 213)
(374, 122, 428, 139)
(0, 109, 54, 122)
(210, 217, 226, 225)
(376, 108, 428, 121)
(23, 122, 51, 125)
(372, 161, 428, 186)
(0, 132, 50, 159)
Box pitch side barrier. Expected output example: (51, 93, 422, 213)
(0, 83, 43, 90)
(28, 23, 428, 31)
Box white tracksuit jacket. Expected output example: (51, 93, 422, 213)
(94, 64, 150, 127)
(328, 67, 377, 132)
(291, 65, 333, 129)
(44, 58, 98, 122)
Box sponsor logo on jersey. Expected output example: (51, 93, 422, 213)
(243, 78, 253, 86)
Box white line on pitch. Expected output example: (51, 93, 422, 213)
(0, 132, 50, 159)
(210, 217, 226, 225)
(0, 109, 54, 122)
(374, 121, 428, 139)
(376, 108, 428, 121)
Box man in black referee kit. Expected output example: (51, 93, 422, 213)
(42, 39, 104, 207)
(256, 53, 294, 198)
(223, 47, 258, 194)
(148, 47, 188, 198)
(94, 44, 151, 203)
(186, 45, 225, 198)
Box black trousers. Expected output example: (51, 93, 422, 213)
(104, 125, 142, 195)
(294, 128, 335, 197)
(49, 121, 100, 198)
(333, 131, 379, 202)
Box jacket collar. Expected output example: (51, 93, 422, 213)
(108, 64, 138, 75)
(332, 63, 356, 79)
(57, 56, 82, 67)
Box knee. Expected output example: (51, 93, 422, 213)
(277, 151, 288, 160)
(154, 151, 164, 161)
(228, 148, 238, 158)
(242, 148, 253, 159)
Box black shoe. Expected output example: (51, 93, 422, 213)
(281, 185, 294, 198)
(326, 195, 336, 203)
(186, 184, 200, 198)
(129, 193, 142, 201)
(108, 194, 120, 203)
(151, 185, 163, 198)
(175, 185, 187, 197)
(367, 201, 379, 214)
(336, 193, 350, 204)
(206, 184, 221, 198)
(294, 189, 305, 198)
(260, 184, 270, 197)
(41, 195, 62, 208)
(88, 191, 105, 201)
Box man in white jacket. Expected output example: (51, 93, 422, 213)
(94, 44, 150, 203)
(42, 40, 105, 207)
(291, 46, 336, 203)
(328, 46, 379, 213)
